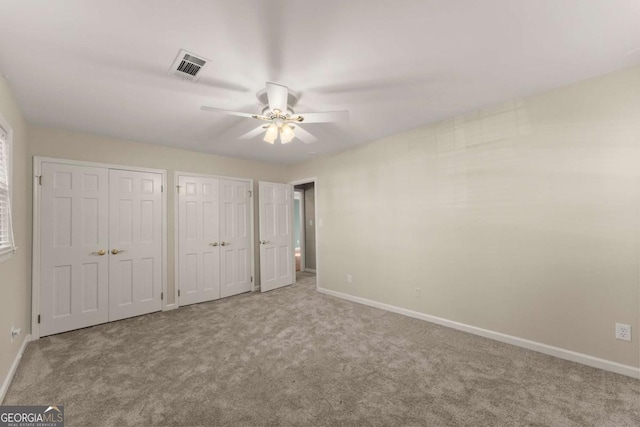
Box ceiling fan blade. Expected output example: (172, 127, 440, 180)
(295, 111, 349, 123)
(308, 74, 441, 95)
(293, 125, 318, 144)
(266, 82, 288, 113)
(239, 125, 267, 140)
(257, 1, 285, 82)
(201, 106, 259, 119)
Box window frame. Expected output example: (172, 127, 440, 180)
(0, 112, 15, 262)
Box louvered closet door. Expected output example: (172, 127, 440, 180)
(178, 175, 221, 305)
(219, 179, 252, 298)
(108, 169, 163, 321)
(40, 162, 109, 336)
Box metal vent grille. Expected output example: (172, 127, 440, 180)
(169, 50, 209, 82)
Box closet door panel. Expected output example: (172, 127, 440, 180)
(219, 179, 252, 298)
(178, 175, 220, 305)
(40, 162, 109, 336)
(108, 169, 163, 320)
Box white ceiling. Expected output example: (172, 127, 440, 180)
(0, 0, 639, 164)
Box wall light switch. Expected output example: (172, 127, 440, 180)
(10, 326, 21, 343)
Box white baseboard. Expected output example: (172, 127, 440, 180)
(317, 287, 640, 380)
(304, 268, 316, 273)
(1, 334, 32, 404)
(163, 303, 178, 311)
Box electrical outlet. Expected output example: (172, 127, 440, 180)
(413, 288, 422, 297)
(615, 323, 631, 341)
(346, 274, 352, 283)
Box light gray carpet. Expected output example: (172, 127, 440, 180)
(5, 272, 640, 426)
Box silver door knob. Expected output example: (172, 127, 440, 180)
(220, 242, 230, 246)
(210, 242, 218, 247)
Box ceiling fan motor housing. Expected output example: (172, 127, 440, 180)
(257, 87, 300, 111)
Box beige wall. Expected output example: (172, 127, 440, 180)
(29, 126, 287, 304)
(288, 65, 640, 368)
(0, 75, 31, 390)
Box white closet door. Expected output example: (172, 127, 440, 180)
(219, 179, 252, 298)
(40, 162, 109, 336)
(108, 169, 163, 320)
(259, 181, 294, 292)
(177, 175, 221, 305)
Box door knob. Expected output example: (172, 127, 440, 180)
(260, 240, 271, 245)
(210, 242, 219, 247)
(92, 249, 106, 256)
(220, 242, 230, 246)
(111, 249, 126, 255)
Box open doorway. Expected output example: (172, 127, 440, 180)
(293, 182, 316, 274)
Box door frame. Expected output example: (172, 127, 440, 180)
(173, 171, 255, 307)
(288, 177, 319, 289)
(294, 189, 305, 272)
(31, 156, 168, 340)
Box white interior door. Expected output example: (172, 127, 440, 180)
(259, 181, 293, 292)
(178, 175, 221, 305)
(40, 162, 109, 336)
(108, 169, 163, 321)
(219, 179, 252, 298)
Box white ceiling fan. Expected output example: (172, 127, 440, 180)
(201, 82, 349, 144)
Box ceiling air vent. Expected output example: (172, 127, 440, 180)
(169, 49, 209, 82)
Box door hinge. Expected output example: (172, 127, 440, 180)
(176, 185, 181, 193)
(161, 184, 164, 193)
(161, 292, 164, 301)
(178, 289, 181, 297)
(37, 175, 42, 186)
(248, 190, 252, 197)
(251, 276, 253, 282)
(37, 314, 41, 324)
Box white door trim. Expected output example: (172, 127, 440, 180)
(294, 189, 305, 273)
(288, 177, 319, 290)
(32, 156, 168, 340)
(173, 171, 255, 309)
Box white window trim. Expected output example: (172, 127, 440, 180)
(0, 113, 15, 262)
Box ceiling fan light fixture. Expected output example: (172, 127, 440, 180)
(280, 124, 295, 144)
(201, 82, 348, 146)
(264, 124, 278, 144)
